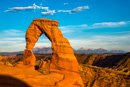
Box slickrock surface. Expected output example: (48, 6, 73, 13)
(0, 65, 64, 87)
(1, 64, 129, 87)
(15, 18, 84, 87)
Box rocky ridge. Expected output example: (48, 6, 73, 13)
(0, 53, 130, 87)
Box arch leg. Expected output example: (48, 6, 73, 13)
(15, 23, 42, 70)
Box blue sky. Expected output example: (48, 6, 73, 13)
(0, 0, 130, 52)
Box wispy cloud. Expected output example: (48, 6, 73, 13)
(64, 3, 69, 5)
(0, 43, 26, 52)
(2, 29, 24, 36)
(61, 30, 73, 33)
(0, 29, 26, 52)
(59, 24, 88, 30)
(41, 10, 56, 16)
(93, 35, 130, 42)
(57, 10, 70, 13)
(70, 6, 89, 14)
(59, 21, 130, 32)
(4, 3, 49, 12)
(57, 6, 89, 14)
(69, 34, 130, 51)
(0, 41, 22, 44)
(35, 43, 51, 47)
(0, 37, 25, 52)
(42, 5, 89, 15)
(4, 3, 89, 16)
(115, 31, 130, 34)
(91, 21, 129, 28)
(0, 37, 25, 41)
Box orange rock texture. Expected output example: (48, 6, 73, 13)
(17, 18, 84, 87)
(0, 65, 64, 87)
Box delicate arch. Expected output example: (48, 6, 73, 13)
(15, 18, 84, 87)
(23, 19, 80, 72)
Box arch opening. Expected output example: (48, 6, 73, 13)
(34, 34, 52, 50)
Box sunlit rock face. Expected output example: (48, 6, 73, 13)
(19, 19, 84, 87)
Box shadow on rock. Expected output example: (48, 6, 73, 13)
(0, 75, 31, 87)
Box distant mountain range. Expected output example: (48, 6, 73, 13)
(32, 46, 127, 54)
(74, 47, 127, 54)
(0, 46, 128, 56)
(32, 46, 52, 54)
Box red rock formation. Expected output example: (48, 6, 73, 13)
(15, 18, 84, 87)
(39, 59, 47, 69)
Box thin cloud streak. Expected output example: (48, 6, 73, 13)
(57, 6, 89, 14)
(92, 21, 128, 28)
(64, 3, 69, 5)
(70, 6, 89, 14)
(4, 3, 89, 16)
(42, 6, 89, 15)
(59, 21, 130, 31)
(4, 3, 49, 12)
(69, 34, 130, 51)
(0, 29, 26, 52)
(1, 38, 25, 41)
(0, 41, 22, 44)
(115, 31, 130, 34)
(41, 10, 56, 16)
(2, 29, 25, 36)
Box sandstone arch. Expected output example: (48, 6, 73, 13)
(17, 19, 84, 87)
